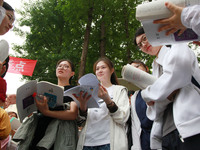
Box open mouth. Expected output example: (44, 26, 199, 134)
(58, 71, 64, 74)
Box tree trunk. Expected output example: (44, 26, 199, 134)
(124, 6, 131, 63)
(100, 6, 106, 57)
(78, 3, 94, 79)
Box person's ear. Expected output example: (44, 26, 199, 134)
(146, 66, 149, 73)
(111, 68, 114, 74)
(71, 71, 75, 77)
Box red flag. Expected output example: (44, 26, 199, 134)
(7, 57, 37, 76)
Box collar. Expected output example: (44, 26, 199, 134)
(154, 46, 171, 65)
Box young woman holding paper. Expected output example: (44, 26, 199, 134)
(75, 57, 130, 150)
(134, 27, 200, 150)
(13, 59, 78, 150)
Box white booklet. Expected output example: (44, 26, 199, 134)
(10, 117, 21, 130)
(64, 73, 100, 108)
(16, 80, 64, 122)
(136, 0, 200, 46)
(122, 64, 172, 120)
(121, 64, 157, 90)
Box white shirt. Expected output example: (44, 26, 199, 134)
(84, 85, 114, 146)
(141, 43, 200, 149)
(181, 5, 200, 36)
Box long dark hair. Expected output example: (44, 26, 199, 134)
(56, 59, 75, 84)
(93, 57, 119, 85)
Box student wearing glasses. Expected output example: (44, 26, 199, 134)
(134, 27, 200, 150)
(0, 1, 15, 35)
(13, 59, 79, 150)
(0, 1, 14, 109)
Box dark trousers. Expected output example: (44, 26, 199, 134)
(183, 133, 200, 150)
(162, 129, 184, 150)
(83, 144, 110, 150)
(162, 129, 200, 150)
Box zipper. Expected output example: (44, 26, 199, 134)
(179, 135, 184, 143)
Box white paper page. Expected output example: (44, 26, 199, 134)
(37, 81, 64, 108)
(136, 0, 174, 21)
(142, 20, 200, 46)
(136, 0, 200, 21)
(78, 73, 99, 86)
(121, 64, 157, 89)
(64, 85, 100, 108)
(122, 64, 170, 120)
(136, 0, 200, 46)
(16, 80, 37, 122)
(10, 117, 21, 130)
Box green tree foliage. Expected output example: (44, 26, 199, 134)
(13, 0, 154, 84)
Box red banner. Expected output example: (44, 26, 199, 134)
(7, 57, 37, 76)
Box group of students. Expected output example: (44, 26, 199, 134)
(11, 57, 130, 150)
(1, 1, 200, 150)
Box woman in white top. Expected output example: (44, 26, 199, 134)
(75, 57, 130, 150)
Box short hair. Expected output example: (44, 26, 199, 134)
(133, 27, 144, 46)
(3, 2, 14, 11)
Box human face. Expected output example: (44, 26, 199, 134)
(131, 63, 147, 72)
(0, 10, 15, 35)
(95, 61, 113, 84)
(136, 34, 161, 56)
(56, 61, 74, 80)
(8, 112, 17, 119)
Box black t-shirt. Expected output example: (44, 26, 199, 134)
(63, 85, 74, 103)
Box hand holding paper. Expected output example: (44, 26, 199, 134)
(153, 2, 186, 36)
(72, 91, 91, 111)
(136, 0, 200, 46)
(64, 73, 100, 108)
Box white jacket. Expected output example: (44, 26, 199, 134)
(141, 44, 200, 148)
(77, 85, 130, 150)
(130, 91, 142, 150)
(181, 5, 200, 36)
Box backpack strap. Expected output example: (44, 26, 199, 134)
(192, 76, 200, 89)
